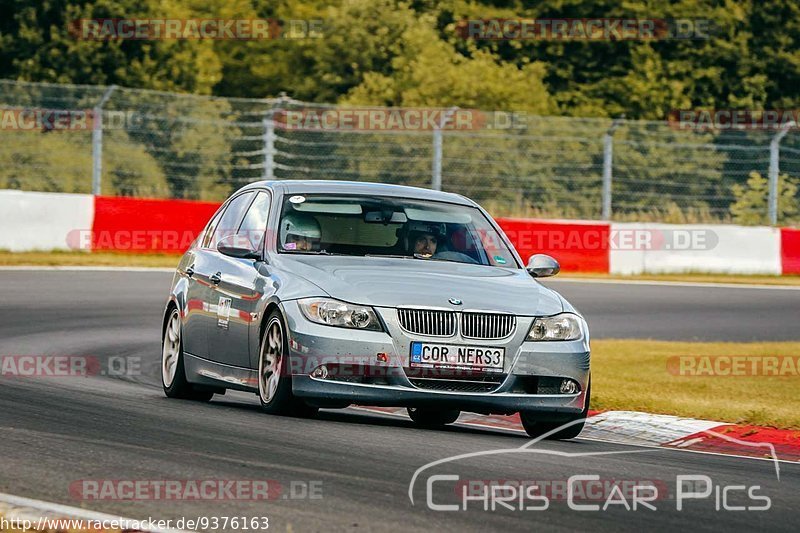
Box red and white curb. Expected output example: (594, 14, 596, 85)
(353, 406, 800, 463)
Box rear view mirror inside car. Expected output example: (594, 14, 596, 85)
(364, 211, 407, 224)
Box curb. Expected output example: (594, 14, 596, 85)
(353, 406, 800, 463)
(667, 424, 800, 462)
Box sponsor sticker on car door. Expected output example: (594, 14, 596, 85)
(217, 296, 232, 328)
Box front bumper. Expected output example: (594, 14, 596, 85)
(281, 300, 590, 417)
(292, 376, 585, 417)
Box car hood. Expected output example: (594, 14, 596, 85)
(272, 255, 564, 316)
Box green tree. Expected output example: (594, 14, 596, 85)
(0, 128, 169, 196)
(730, 171, 799, 224)
(0, 0, 222, 94)
(343, 14, 552, 112)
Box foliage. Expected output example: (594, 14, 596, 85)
(0, 0, 222, 94)
(0, 128, 168, 195)
(730, 171, 799, 225)
(4, 0, 797, 119)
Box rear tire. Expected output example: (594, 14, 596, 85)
(258, 310, 318, 418)
(407, 407, 460, 427)
(520, 379, 590, 440)
(162, 307, 214, 402)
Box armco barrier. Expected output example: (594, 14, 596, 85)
(609, 223, 783, 275)
(495, 218, 610, 273)
(90, 196, 221, 254)
(0, 190, 94, 252)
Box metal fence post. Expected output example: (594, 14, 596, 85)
(263, 113, 276, 180)
(768, 121, 795, 225)
(432, 107, 459, 190)
(91, 85, 117, 195)
(602, 118, 623, 220)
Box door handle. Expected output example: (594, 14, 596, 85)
(185, 265, 195, 277)
(210, 272, 222, 285)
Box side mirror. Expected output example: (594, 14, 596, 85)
(526, 254, 560, 278)
(217, 234, 261, 260)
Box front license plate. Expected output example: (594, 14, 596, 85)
(409, 342, 505, 372)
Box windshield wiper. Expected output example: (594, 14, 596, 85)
(364, 253, 441, 261)
(282, 249, 334, 255)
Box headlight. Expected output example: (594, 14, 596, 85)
(298, 298, 382, 331)
(526, 313, 583, 341)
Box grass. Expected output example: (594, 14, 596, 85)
(2, 251, 799, 287)
(591, 340, 800, 429)
(561, 272, 800, 286)
(0, 250, 180, 268)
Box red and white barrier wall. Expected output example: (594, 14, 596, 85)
(89, 196, 220, 253)
(783, 228, 800, 275)
(2, 190, 799, 275)
(0, 191, 94, 252)
(608, 222, 783, 275)
(495, 218, 610, 273)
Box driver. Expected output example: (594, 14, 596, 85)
(280, 212, 321, 251)
(410, 231, 438, 257)
(403, 221, 446, 258)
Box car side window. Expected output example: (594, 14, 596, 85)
(237, 191, 270, 251)
(200, 208, 225, 249)
(210, 192, 255, 249)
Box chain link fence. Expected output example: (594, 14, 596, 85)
(2, 79, 799, 224)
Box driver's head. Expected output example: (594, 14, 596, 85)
(280, 212, 321, 251)
(403, 221, 445, 257)
(410, 231, 438, 257)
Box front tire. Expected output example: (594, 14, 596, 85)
(407, 407, 460, 427)
(162, 307, 214, 402)
(257, 310, 318, 418)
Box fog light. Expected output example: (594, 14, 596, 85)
(312, 365, 329, 379)
(560, 379, 578, 394)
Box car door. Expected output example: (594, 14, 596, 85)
(181, 207, 224, 360)
(204, 190, 261, 367)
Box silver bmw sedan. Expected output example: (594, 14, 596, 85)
(161, 180, 590, 439)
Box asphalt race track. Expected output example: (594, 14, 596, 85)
(0, 270, 798, 532)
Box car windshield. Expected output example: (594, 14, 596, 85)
(276, 194, 518, 268)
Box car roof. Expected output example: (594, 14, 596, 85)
(240, 180, 476, 206)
